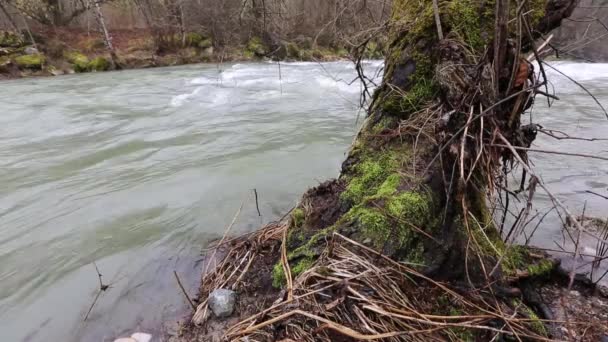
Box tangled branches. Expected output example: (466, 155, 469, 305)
(203, 228, 562, 341)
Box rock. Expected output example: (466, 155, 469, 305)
(0, 57, 12, 72)
(163, 321, 180, 336)
(598, 285, 608, 298)
(246, 37, 267, 57)
(208, 289, 236, 318)
(64, 51, 90, 72)
(130, 332, 152, 342)
(14, 54, 45, 70)
(202, 46, 214, 55)
(113, 332, 152, 342)
(198, 38, 212, 49)
(0, 47, 14, 56)
(88, 56, 110, 72)
(601, 335, 608, 342)
(24, 46, 39, 55)
(49, 68, 64, 76)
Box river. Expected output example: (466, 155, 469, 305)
(0, 61, 606, 342)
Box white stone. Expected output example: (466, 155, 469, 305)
(24, 46, 39, 55)
(208, 288, 237, 318)
(131, 332, 152, 342)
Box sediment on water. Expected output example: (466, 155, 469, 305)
(169, 0, 608, 340)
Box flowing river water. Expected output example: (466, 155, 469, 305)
(0, 61, 606, 342)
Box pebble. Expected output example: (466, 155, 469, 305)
(209, 288, 237, 318)
(113, 332, 152, 342)
(24, 46, 39, 55)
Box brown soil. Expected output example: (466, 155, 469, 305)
(300, 179, 347, 231)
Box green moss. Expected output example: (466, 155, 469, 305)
(291, 225, 337, 259)
(380, 50, 438, 117)
(501, 245, 554, 277)
(185, 33, 212, 49)
(286, 42, 300, 59)
(345, 189, 431, 251)
(524, 305, 547, 336)
(291, 208, 305, 229)
(272, 262, 285, 287)
(300, 49, 313, 61)
(465, 214, 504, 256)
(198, 38, 212, 49)
(364, 41, 383, 59)
(312, 49, 325, 59)
(14, 54, 45, 69)
(341, 152, 399, 204)
(387, 191, 431, 227)
(272, 257, 315, 288)
(528, 0, 547, 27)
(446, 0, 484, 50)
(0, 55, 11, 68)
(246, 37, 267, 57)
(347, 206, 392, 244)
(88, 56, 110, 71)
(369, 116, 398, 135)
(293, 258, 314, 276)
(185, 32, 204, 46)
(512, 299, 548, 336)
(335, 47, 349, 57)
(376, 174, 400, 197)
(65, 51, 90, 72)
(527, 259, 554, 277)
(243, 50, 255, 59)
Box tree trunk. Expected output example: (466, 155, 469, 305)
(93, 0, 120, 69)
(186, 1, 584, 339)
(284, 0, 578, 286)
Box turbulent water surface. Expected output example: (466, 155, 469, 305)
(0, 61, 606, 342)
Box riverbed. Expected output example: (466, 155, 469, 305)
(0, 60, 606, 342)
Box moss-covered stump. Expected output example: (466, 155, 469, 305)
(176, 0, 597, 339)
(259, 0, 579, 339)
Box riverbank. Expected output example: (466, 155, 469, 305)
(168, 211, 608, 341)
(0, 28, 381, 80)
